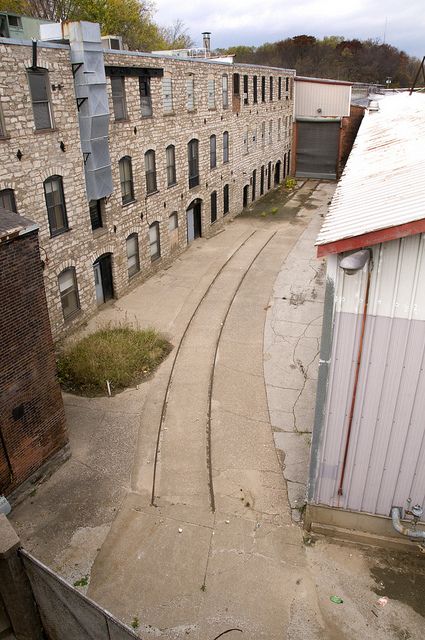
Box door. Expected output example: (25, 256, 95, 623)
(93, 254, 114, 305)
(243, 185, 249, 208)
(296, 121, 340, 179)
(187, 208, 195, 243)
(274, 162, 281, 185)
(252, 170, 256, 201)
(187, 201, 202, 243)
(283, 153, 287, 178)
(267, 162, 272, 190)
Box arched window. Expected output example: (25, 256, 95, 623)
(188, 139, 199, 189)
(144, 150, 157, 194)
(166, 145, 176, 187)
(149, 222, 160, 261)
(269, 76, 273, 101)
(223, 184, 229, 215)
(111, 76, 127, 121)
(58, 267, 79, 320)
(169, 212, 178, 249)
(44, 175, 68, 236)
(0, 188, 17, 213)
(210, 135, 216, 169)
(223, 131, 229, 163)
(27, 68, 53, 130)
(126, 233, 140, 278)
(210, 191, 217, 223)
(119, 156, 134, 205)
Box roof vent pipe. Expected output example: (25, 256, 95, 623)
(202, 32, 211, 55)
(391, 506, 425, 541)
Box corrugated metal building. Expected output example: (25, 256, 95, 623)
(294, 76, 352, 180)
(307, 93, 425, 545)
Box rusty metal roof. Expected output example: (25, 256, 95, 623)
(316, 93, 425, 249)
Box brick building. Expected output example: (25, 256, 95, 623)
(0, 209, 68, 499)
(0, 22, 295, 339)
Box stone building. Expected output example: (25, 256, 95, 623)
(0, 22, 294, 339)
(0, 208, 68, 499)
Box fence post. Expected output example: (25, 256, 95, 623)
(0, 514, 44, 640)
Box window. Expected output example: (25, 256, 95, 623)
(243, 75, 248, 105)
(126, 233, 140, 278)
(89, 199, 104, 230)
(149, 222, 160, 261)
(278, 77, 282, 100)
(223, 184, 229, 215)
(261, 121, 265, 146)
(208, 79, 215, 109)
(252, 169, 256, 201)
(269, 119, 273, 144)
(223, 131, 229, 163)
(44, 176, 68, 236)
(0, 102, 6, 138)
(27, 69, 53, 130)
(0, 188, 17, 212)
(111, 76, 127, 121)
(58, 268, 79, 320)
(260, 165, 265, 195)
(8, 15, 22, 28)
(119, 156, 134, 204)
(290, 77, 293, 100)
(222, 74, 229, 108)
(285, 77, 289, 92)
(243, 128, 248, 155)
(166, 145, 176, 187)
(252, 127, 257, 148)
(145, 149, 157, 194)
(210, 135, 217, 169)
(169, 212, 179, 249)
(186, 75, 195, 110)
(268, 161, 272, 190)
(261, 76, 266, 102)
(139, 76, 152, 117)
(162, 74, 173, 113)
(188, 139, 199, 189)
(233, 73, 240, 95)
(253, 76, 258, 104)
(269, 76, 273, 101)
(278, 117, 281, 141)
(210, 191, 217, 223)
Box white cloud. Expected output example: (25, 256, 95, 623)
(154, 0, 425, 57)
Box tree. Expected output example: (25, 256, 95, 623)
(159, 19, 194, 49)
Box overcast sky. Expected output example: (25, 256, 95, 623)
(154, 0, 425, 58)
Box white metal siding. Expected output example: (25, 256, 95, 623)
(295, 81, 351, 117)
(313, 235, 425, 517)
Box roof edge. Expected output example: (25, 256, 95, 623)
(295, 76, 352, 87)
(316, 218, 425, 257)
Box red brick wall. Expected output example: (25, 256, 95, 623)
(339, 105, 365, 176)
(0, 230, 67, 495)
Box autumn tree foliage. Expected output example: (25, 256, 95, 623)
(222, 35, 418, 86)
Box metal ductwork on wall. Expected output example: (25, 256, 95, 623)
(68, 21, 113, 201)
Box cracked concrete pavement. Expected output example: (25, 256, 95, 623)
(8, 180, 425, 640)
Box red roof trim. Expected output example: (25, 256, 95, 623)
(295, 76, 352, 87)
(316, 218, 425, 257)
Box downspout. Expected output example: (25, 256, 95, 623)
(391, 507, 425, 541)
(337, 258, 372, 496)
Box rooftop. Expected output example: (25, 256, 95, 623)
(316, 92, 425, 255)
(0, 209, 38, 243)
(295, 75, 352, 86)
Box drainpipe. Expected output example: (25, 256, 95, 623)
(337, 250, 372, 496)
(391, 506, 425, 541)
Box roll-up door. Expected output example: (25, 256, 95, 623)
(296, 121, 340, 179)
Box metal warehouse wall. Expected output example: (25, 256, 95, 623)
(312, 234, 425, 517)
(295, 80, 351, 118)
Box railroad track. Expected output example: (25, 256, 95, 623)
(150, 229, 278, 512)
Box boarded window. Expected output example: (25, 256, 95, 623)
(208, 79, 215, 109)
(210, 191, 217, 223)
(119, 156, 134, 204)
(28, 69, 53, 130)
(126, 233, 140, 277)
(139, 76, 152, 117)
(44, 175, 68, 236)
(162, 75, 173, 112)
(111, 76, 127, 121)
(223, 184, 229, 215)
(210, 135, 216, 169)
(0, 188, 17, 213)
(166, 145, 176, 186)
(233, 73, 240, 95)
(222, 74, 229, 108)
(149, 222, 160, 261)
(186, 76, 195, 110)
(188, 139, 199, 188)
(169, 212, 179, 249)
(223, 131, 229, 163)
(145, 149, 157, 194)
(243, 75, 248, 105)
(253, 76, 258, 104)
(58, 268, 79, 320)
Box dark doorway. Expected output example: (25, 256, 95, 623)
(274, 161, 281, 185)
(252, 169, 256, 201)
(283, 153, 287, 179)
(296, 121, 338, 179)
(267, 162, 272, 190)
(287, 150, 291, 177)
(243, 185, 249, 208)
(93, 253, 114, 305)
(260, 165, 265, 195)
(187, 199, 202, 243)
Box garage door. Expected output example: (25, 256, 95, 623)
(296, 121, 340, 179)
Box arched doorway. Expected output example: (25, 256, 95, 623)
(93, 253, 114, 305)
(186, 199, 202, 243)
(243, 184, 249, 208)
(274, 161, 281, 185)
(283, 153, 287, 179)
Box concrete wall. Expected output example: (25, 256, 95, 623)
(0, 36, 294, 339)
(309, 234, 425, 524)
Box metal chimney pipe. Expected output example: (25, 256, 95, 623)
(202, 32, 211, 55)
